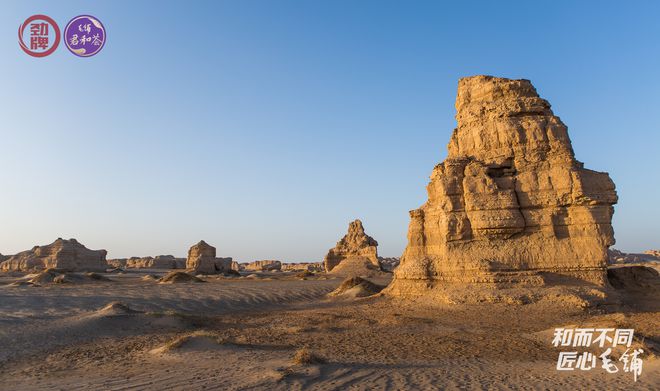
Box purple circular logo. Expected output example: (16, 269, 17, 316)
(64, 15, 106, 57)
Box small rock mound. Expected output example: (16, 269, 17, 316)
(27, 269, 61, 284)
(85, 272, 110, 281)
(296, 271, 314, 279)
(329, 276, 384, 298)
(96, 301, 139, 316)
(151, 331, 226, 354)
(292, 348, 326, 365)
(159, 271, 204, 284)
(608, 266, 660, 290)
(25, 269, 112, 284)
(223, 269, 241, 277)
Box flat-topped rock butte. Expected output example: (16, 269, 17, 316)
(386, 75, 618, 297)
(0, 238, 107, 272)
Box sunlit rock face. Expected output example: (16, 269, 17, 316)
(386, 75, 618, 296)
(324, 220, 380, 272)
(0, 238, 107, 272)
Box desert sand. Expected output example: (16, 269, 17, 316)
(0, 268, 658, 390)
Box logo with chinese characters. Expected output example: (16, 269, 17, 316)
(64, 15, 106, 57)
(553, 328, 645, 382)
(18, 15, 61, 57)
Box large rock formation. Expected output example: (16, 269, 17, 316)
(324, 220, 380, 272)
(0, 238, 107, 272)
(185, 241, 232, 274)
(386, 76, 618, 297)
(186, 240, 217, 273)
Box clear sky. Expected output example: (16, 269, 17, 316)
(1, 1, 659, 261)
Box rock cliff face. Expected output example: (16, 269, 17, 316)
(185, 241, 232, 274)
(324, 220, 380, 272)
(0, 238, 107, 272)
(386, 76, 618, 296)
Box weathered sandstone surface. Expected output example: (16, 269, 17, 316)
(0, 238, 107, 272)
(324, 220, 380, 272)
(245, 260, 282, 271)
(185, 241, 232, 274)
(386, 76, 618, 297)
(607, 266, 660, 290)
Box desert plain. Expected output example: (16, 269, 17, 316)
(0, 266, 658, 390)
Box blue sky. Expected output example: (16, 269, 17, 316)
(1, 1, 659, 261)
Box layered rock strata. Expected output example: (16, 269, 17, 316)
(0, 238, 107, 272)
(387, 76, 617, 296)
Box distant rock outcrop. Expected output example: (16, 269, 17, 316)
(185, 241, 232, 274)
(0, 238, 107, 272)
(386, 76, 618, 297)
(645, 250, 660, 258)
(609, 249, 660, 264)
(323, 220, 380, 273)
(245, 260, 282, 271)
(378, 257, 400, 272)
(159, 271, 205, 284)
(281, 262, 324, 272)
(107, 255, 186, 269)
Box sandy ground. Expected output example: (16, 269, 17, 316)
(0, 269, 658, 390)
